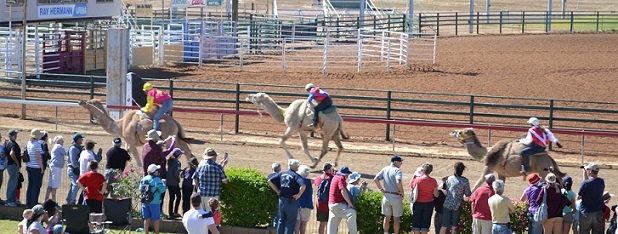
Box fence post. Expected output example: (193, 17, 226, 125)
(570, 11, 574, 32)
(455, 12, 459, 35)
(386, 91, 391, 141)
(322, 34, 329, 74)
(418, 13, 422, 33)
(549, 99, 554, 150)
(476, 12, 480, 34)
(436, 13, 440, 36)
(282, 39, 286, 72)
(169, 79, 174, 117)
(239, 41, 244, 71)
(386, 38, 391, 71)
(235, 83, 240, 134)
(89, 75, 95, 123)
(545, 11, 549, 32)
(596, 11, 600, 32)
(499, 11, 503, 34)
(522, 11, 526, 34)
(357, 28, 362, 73)
(469, 95, 475, 124)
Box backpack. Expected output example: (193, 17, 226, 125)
(316, 175, 331, 203)
(607, 209, 617, 234)
(140, 177, 155, 203)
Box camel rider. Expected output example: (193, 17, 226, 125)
(142, 82, 173, 132)
(305, 83, 333, 128)
(519, 117, 562, 174)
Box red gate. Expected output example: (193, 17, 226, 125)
(43, 31, 86, 74)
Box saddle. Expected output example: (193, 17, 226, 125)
(136, 110, 169, 120)
(319, 105, 337, 115)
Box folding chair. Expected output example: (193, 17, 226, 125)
(62, 204, 91, 234)
(102, 198, 133, 234)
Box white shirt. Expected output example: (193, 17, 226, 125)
(79, 150, 95, 176)
(26, 140, 43, 168)
(182, 208, 215, 234)
(520, 127, 559, 146)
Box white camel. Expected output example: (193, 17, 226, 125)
(246, 93, 349, 168)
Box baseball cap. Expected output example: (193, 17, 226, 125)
(147, 164, 161, 173)
(73, 133, 85, 141)
(52, 224, 64, 234)
(349, 172, 361, 184)
(171, 148, 185, 157)
(31, 204, 47, 216)
(113, 137, 122, 145)
(8, 129, 19, 137)
(583, 162, 600, 171)
(391, 155, 404, 162)
(337, 166, 352, 176)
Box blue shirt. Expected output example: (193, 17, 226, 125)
(139, 175, 167, 204)
(193, 160, 227, 197)
(297, 178, 313, 209)
(269, 170, 305, 200)
(49, 144, 67, 168)
(347, 184, 361, 204)
(578, 177, 605, 214)
(68, 143, 82, 168)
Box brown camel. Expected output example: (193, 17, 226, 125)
(246, 93, 349, 168)
(450, 128, 565, 191)
(78, 99, 192, 167)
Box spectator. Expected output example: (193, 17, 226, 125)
(348, 172, 367, 204)
(268, 162, 282, 180)
(66, 133, 85, 205)
(536, 173, 571, 234)
(193, 148, 228, 212)
(561, 176, 577, 234)
(208, 198, 222, 233)
(374, 155, 405, 234)
(26, 129, 46, 208)
(166, 148, 183, 219)
(52, 225, 64, 234)
(39, 132, 51, 175)
(45, 135, 67, 202)
(410, 163, 438, 234)
(296, 165, 314, 234)
(18, 208, 32, 234)
(140, 164, 167, 234)
(574, 199, 582, 234)
(0, 131, 6, 203)
(268, 159, 306, 234)
(327, 166, 357, 234)
(314, 163, 335, 234)
(520, 173, 544, 234)
(603, 192, 613, 226)
(469, 174, 496, 234)
(77, 140, 102, 205)
(26, 204, 49, 234)
(17, 172, 24, 203)
(105, 137, 131, 198)
(578, 162, 605, 234)
(181, 193, 219, 234)
(5, 129, 21, 207)
(182, 157, 199, 214)
(440, 162, 472, 234)
(488, 180, 516, 234)
(42, 199, 60, 233)
(434, 176, 448, 234)
(78, 161, 106, 214)
(141, 130, 176, 177)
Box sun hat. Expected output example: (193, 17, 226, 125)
(171, 148, 185, 157)
(30, 129, 44, 139)
(31, 204, 47, 216)
(391, 155, 404, 162)
(203, 148, 219, 160)
(337, 166, 353, 176)
(484, 174, 496, 185)
(583, 162, 600, 172)
(145, 129, 162, 141)
(147, 164, 161, 173)
(527, 117, 540, 126)
(545, 173, 557, 184)
(8, 129, 19, 137)
(349, 172, 361, 184)
(603, 191, 614, 203)
(527, 173, 541, 185)
(73, 133, 85, 141)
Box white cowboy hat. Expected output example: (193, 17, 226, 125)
(30, 129, 44, 140)
(203, 148, 219, 160)
(145, 129, 162, 141)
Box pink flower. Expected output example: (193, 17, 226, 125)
(114, 175, 120, 179)
(520, 211, 525, 215)
(458, 226, 464, 231)
(521, 222, 526, 226)
(123, 171, 129, 177)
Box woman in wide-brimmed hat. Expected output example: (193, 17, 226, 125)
(26, 129, 46, 208)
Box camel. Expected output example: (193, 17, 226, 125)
(78, 99, 193, 167)
(450, 128, 565, 191)
(246, 93, 349, 168)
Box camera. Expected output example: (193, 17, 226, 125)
(580, 166, 586, 169)
(543, 167, 554, 172)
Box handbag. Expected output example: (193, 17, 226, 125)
(408, 182, 419, 210)
(21, 149, 30, 163)
(533, 187, 549, 223)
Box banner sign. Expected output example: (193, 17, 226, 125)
(206, 0, 223, 6)
(38, 4, 87, 18)
(135, 3, 153, 17)
(171, 0, 188, 7)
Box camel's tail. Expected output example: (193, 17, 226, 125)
(549, 156, 566, 178)
(175, 120, 194, 143)
(338, 121, 350, 140)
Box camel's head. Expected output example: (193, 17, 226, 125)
(450, 128, 477, 145)
(79, 99, 108, 115)
(245, 93, 269, 106)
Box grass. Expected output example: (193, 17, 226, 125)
(0, 218, 179, 234)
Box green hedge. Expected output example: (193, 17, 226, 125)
(220, 167, 278, 228)
(355, 191, 414, 233)
(458, 199, 530, 234)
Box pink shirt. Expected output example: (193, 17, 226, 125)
(329, 174, 348, 204)
(469, 185, 495, 220)
(147, 88, 172, 104)
(315, 173, 332, 212)
(412, 176, 438, 203)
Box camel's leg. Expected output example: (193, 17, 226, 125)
(299, 132, 318, 165)
(280, 127, 297, 160)
(312, 135, 330, 167)
(331, 135, 344, 168)
(175, 140, 193, 162)
(474, 166, 493, 191)
(127, 144, 143, 167)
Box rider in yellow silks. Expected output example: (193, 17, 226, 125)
(142, 82, 173, 131)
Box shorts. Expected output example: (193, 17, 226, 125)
(563, 212, 574, 223)
(297, 208, 311, 222)
(48, 166, 62, 188)
(442, 207, 461, 227)
(104, 169, 118, 184)
(86, 199, 103, 213)
(142, 203, 161, 220)
(316, 211, 329, 222)
(381, 194, 404, 217)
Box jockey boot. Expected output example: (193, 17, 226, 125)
(520, 164, 528, 174)
(520, 154, 530, 174)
